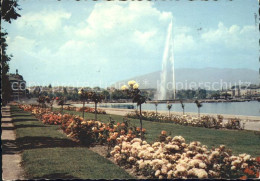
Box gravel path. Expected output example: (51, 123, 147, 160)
(2, 106, 25, 180)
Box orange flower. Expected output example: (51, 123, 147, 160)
(99, 127, 104, 132)
(120, 130, 125, 134)
(256, 171, 259, 178)
(107, 138, 111, 142)
(109, 129, 114, 132)
(239, 176, 247, 180)
(121, 123, 125, 127)
(128, 130, 133, 134)
(136, 127, 141, 132)
(117, 122, 120, 126)
(142, 128, 146, 132)
(256, 156, 260, 163)
(244, 168, 254, 175)
(161, 130, 167, 135)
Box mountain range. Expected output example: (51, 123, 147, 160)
(112, 68, 259, 90)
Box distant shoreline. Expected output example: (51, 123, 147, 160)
(68, 103, 260, 121)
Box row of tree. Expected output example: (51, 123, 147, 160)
(1, 0, 21, 105)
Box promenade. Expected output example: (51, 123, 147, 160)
(2, 105, 24, 180)
(96, 107, 260, 132)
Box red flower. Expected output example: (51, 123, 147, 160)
(56, 97, 59, 100)
(161, 130, 167, 135)
(244, 168, 254, 175)
(239, 175, 247, 180)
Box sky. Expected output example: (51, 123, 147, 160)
(3, 0, 259, 88)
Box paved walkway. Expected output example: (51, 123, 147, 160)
(2, 105, 24, 180)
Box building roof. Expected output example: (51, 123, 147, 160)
(7, 73, 26, 82)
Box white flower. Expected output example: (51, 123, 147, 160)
(133, 83, 139, 89)
(167, 170, 173, 179)
(121, 85, 128, 91)
(128, 80, 136, 86)
(161, 167, 167, 175)
(128, 156, 135, 162)
(243, 155, 251, 161)
(199, 162, 206, 169)
(197, 169, 208, 179)
(155, 170, 161, 177)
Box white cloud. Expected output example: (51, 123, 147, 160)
(16, 9, 71, 35)
(174, 33, 196, 52)
(7, 2, 258, 86)
(201, 22, 257, 49)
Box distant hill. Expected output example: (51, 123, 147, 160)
(112, 68, 259, 90)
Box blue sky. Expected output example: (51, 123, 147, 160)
(3, 0, 258, 87)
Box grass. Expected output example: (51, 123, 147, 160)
(59, 108, 260, 157)
(10, 106, 134, 179)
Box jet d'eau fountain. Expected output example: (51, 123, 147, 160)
(157, 20, 176, 100)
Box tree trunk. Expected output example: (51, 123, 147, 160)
(198, 108, 200, 118)
(95, 102, 97, 121)
(183, 108, 184, 115)
(139, 104, 143, 140)
(61, 104, 63, 114)
(82, 100, 85, 119)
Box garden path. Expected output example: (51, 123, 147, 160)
(2, 105, 25, 180)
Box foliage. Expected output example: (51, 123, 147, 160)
(126, 111, 244, 130)
(111, 132, 259, 179)
(11, 105, 133, 179)
(19, 104, 142, 147)
(1, 0, 21, 105)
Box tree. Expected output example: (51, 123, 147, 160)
(196, 89, 207, 99)
(88, 91, 104, 121)
(1, 0, 21, 105)
(1, 0, 21, 23)
(63, 87, 68, 95)
(78, 89, 88, 119)
(195, 100, 202, 118)
(167, 102, 172, 119)
(121, 80, 147, 140)
(180, 100, 185, 115)
(154, 101, 158, 116)
(102, 90, 110, 101)
(48, 84, 52, 89)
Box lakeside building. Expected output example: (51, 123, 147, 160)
(229, 85, 260, 97)
(7, 69, 26, 100)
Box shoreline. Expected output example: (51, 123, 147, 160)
(69, 103, 260, 121)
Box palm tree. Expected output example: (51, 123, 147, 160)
(195, 100, 202, 118)
(180, 100, 185, 115)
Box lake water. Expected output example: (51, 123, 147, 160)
(97, 101, 260, 116)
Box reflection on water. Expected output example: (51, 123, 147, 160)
(97, 101, 260, 116)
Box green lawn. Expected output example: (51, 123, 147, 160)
(11, 106, 134, 179)
(60, 108, 260, 157)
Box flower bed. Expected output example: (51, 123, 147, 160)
(126, 111, 242, 130)
(110, 131, 260, 179)
(64, 106, 106, 114)
(19, 104, 143, 146)
(18, 104, 259, 179)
